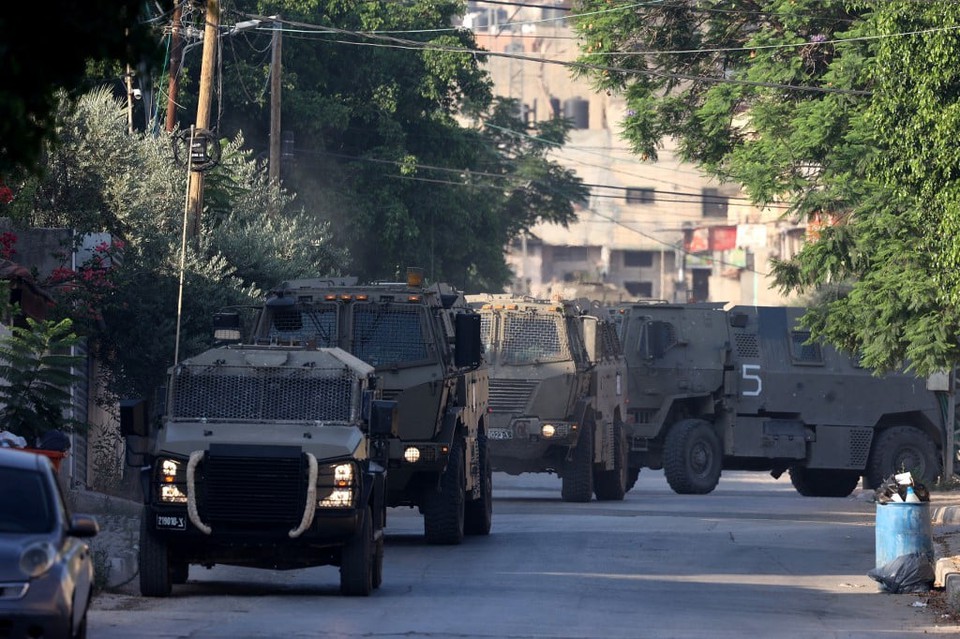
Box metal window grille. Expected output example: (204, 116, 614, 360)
(352, 305, 428, 367)
(267, 304, 338, 346)
(501, 314, 568, 364)
(171, 365, 356, 422)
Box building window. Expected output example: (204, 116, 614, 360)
(623, 250, 654, 268)
(702, 188, 729, 218)
(626, 188, 655, 205)
(552, 246, 589, 262)
(624, 281, 653, 298)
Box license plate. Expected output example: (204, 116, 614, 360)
(488, 429, 513, 440)
(156, 514, 186, 530)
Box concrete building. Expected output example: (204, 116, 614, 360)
(464, 1, 803, 306)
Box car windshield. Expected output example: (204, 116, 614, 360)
(0, 467, 55, 533)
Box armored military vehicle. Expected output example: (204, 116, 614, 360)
(249, 269, 490, 544)
(120, 345, 396, 597)
(617, 303, 950, 497)
(467, 294, 628, 502)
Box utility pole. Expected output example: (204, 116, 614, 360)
(268, 18, 282, 186)
(187, 0, 219, 239)
(124, 63, 135, 135)
(165, 0, 184, 133)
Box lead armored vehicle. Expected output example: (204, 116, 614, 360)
(468, 295, 628, 501)
(121, 344, 395, 597)
(617, 303, 950, 497)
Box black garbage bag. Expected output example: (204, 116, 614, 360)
(38, 430, 71, 452)
(867, 552, 935, 594)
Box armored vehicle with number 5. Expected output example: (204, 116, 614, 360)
(616, 303, 949, 497)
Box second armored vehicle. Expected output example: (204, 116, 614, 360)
(252, 269, 490, 544)
(468, 295, 629, 501)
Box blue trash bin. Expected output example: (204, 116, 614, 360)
(875, 501, 933, 570)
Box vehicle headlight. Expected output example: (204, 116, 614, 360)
(20, 541, 55, 578)
(404, 446, 421, 463)
(158, 458, 188, 504)
(318, 462, 357, 508)
(541, 424, 556, 438)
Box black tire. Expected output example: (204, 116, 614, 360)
(340, 505, 374, 596)
(423, 436, 466, 545)
(139, 507, 172, 597)
(864, 425, 941, 489)
(625, 466, 641, 493)
(372, 533, 384, 590)
(594, 421, 628, 501)
(663, 419, 722, 495)
(72, 595, 88, 639)
(789, 467, 861, 497)
(562, 421, 595, 502)
(465, 432, 493, 536)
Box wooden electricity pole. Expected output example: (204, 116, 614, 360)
(268, 18, 282, 186)
(186, 0, 219, 239)
(165, 0, 184, 133)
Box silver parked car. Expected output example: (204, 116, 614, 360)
(0, 446, 99, 639)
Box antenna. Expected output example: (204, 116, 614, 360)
(173, 125, 196, 367)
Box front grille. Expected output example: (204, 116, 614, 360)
(488, 379, 538, 413)
(199, 445, 306, 528)
(171, 364, 355, 422)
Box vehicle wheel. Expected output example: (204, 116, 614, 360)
(171, 559, 189, 585)
(340, 505, 374, 596)
(372, 532, 384, 590)
(72, 596, 88, 639)
(625, 466, 641, 492)
(465, 432, 493, 535)
(423, 436, 466, 545)
(663, 418, 722, 495)
(789, 467, 861, 497)
(594, 421, 627, 501)
(562, 421, 595, 502)
(139, 507, 172, 597)
(864, 425, 941, 489)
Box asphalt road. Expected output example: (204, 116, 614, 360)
(89, 469, 960, 638)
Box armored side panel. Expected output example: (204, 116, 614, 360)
(724, 306, 944, 471)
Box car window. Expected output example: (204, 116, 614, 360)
(0, 467, 55, 533)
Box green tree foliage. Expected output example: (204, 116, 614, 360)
(0, 316, 85, 445)
(168, 0, 587, 290)
(8, 88, 347, 401)
(0, 1, 172, 178)
(570, 0, 960, 376)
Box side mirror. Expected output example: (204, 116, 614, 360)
(214, 311, 242, 342)
(369, 399, 398, 437)
(454, 313, 483, 367)
(119, 399, 147, 437)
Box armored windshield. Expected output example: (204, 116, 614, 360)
(501, 313, 570, 365)
(264, 303, 338, 346)
(351, 303, 430, 367)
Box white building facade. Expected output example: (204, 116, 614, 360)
(466, 1, 803, 306)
